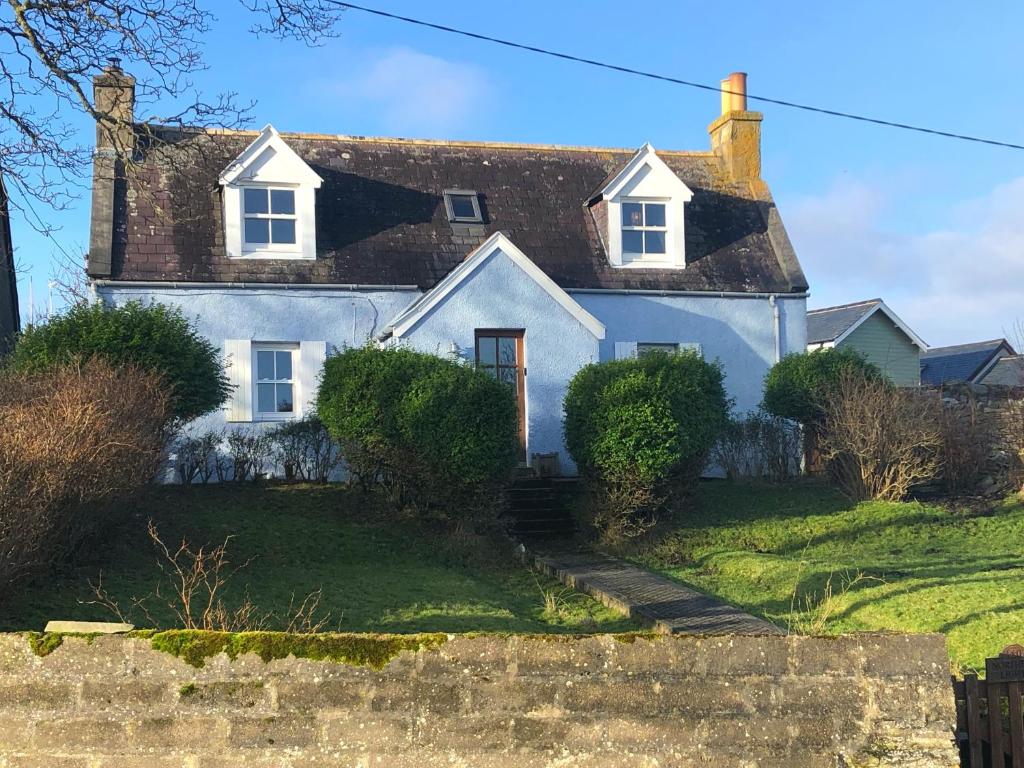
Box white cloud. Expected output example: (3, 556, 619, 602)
(784, 175, 1024, 347)
(330, 47, 490, 136)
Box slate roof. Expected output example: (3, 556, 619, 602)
(806, 299, 881, 344)
(106, 128, 807, 293)
(920, 339, 1016, 386)
(981, 355, 1024, 386)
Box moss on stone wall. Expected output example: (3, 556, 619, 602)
(145, 630, 449, 669)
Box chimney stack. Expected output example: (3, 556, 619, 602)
(88, 61, 135, 278)
(708, 71, 763, 184)
(92, 59, 136, 156)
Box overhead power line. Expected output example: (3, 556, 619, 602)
(330, 1, 1024, 151)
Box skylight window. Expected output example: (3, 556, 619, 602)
(444, 189, 483, 223)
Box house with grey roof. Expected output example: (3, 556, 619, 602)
(0, 177, 19, 354)
(85, 65, 808, 474)
(921, 339, 1018, 387)
(807, 299, 926, 387)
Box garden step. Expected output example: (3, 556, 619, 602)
(505, 475, 577, 538)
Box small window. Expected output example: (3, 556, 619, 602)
(243, 187, 298, 248)
(637, 342, 702, 358)
(622, 200, 667, 256)
(444, 189, 483, 223)
(254, 347, 295, 417)
(637, 342, 679, 357)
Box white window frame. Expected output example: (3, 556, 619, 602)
(241, 185, 301, 255)
(443, 189, 483, 223)
(252, 343, 299, 421)
(621, 199, 670, 261)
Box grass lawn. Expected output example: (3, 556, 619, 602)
(636, 480, 1024, 672)
(1, 484, 637, 635)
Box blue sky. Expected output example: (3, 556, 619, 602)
(10, 1, 1024, 346)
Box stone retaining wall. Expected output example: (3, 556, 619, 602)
(935, 382, 1024, 492)
(0, 631, 959, 767)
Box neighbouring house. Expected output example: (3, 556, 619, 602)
(921, 339, 1019, 387)
(86, 65, 808, 474)
(806, 298, 926, 386)
(0, 177, 19, 354)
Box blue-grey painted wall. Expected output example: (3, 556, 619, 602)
(96, 277, 806, 477)
(574, 292, 807, 413)
(393, 247, 601, 473)
(96, 284, 419, 437)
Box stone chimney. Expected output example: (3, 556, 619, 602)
(708, 72, 763, 184)
(88, 59, 135, 278)
(92, 58, 136, 154)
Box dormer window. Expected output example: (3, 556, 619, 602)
(621, 201, 667, 257)
(243, 187, 298, 249)
(593, 143, 693, 269)
(219, 124, 323, 260)
(444, 189, 483, 223)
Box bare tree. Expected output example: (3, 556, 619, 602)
(0, 0, 342, 228)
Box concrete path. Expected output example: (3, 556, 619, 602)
(531, 548, 783, 635)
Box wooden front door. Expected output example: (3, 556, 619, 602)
(475, 330, 526, 461)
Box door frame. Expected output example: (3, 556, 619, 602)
(474, 329, 527, 462)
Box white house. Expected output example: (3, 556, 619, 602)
(87, 66, 808, 474)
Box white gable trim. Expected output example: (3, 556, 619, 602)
(831, 300, 928, 350)
(219, 124, 323, 188)
(388, 232, 606, 340)
(599, 143, 694, 202)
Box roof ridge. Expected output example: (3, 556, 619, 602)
(151, 124, 714, 157)
(807, 298, 881, 314)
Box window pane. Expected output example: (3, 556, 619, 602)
(275, 351, 292, 381)
(271, 219, 296, 244)
(477, 337, 496, 365)
(479, 364, 497, 379)
(498, 337, 517, 366)
(622, 230, 644, 253)
(450, 194, 477, 220)
(645, 230, 666, 254)
(244, 188, 268, 214)
(270, 189, 295, 215)
(644, 203, 666, 227)
(245, 218, 270, 244)
(622, 202, 643, 227)
(638, 343, 677, 357)
(276, 384, 294, 413)
(498, 366, 517, 390)
(257, 350, 275, 380)
(257, 383, 275, 413)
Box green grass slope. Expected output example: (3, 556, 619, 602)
(2, 484, 637, 635)
(638, 480, 1024, 672)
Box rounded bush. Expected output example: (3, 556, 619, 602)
(565, 350, 730, 486)
(8, 301, 228, 423)
(761, 348, 882, 426)
(317, 345, 518, 517)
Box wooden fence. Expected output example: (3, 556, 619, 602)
(954, 646, 1024, 767)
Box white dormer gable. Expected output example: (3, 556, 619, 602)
(219, 124, 323, 260)
(597, 143, 693, 269)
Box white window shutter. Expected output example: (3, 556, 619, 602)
(614, 341, 638, 360)
(224, 339, 252, 422)
(297, 340, 328, 418)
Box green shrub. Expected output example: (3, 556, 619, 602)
(317, 345, 518, 524)
(8, 301, 229, 422)
(762, 348, 882, 427)
(564, 350, 730, 539)
(270, 417, 343, 483)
